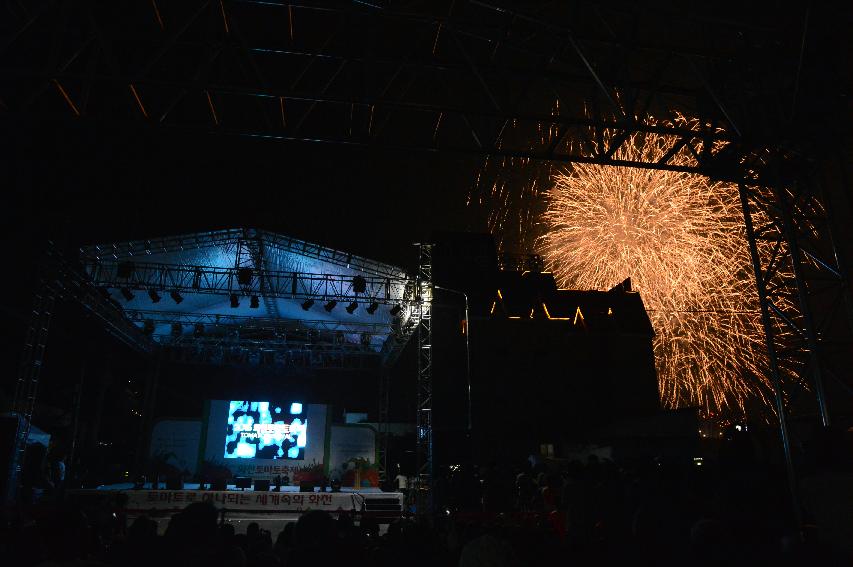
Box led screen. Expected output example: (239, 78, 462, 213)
(223, 401, 307, 460)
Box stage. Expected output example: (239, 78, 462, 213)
(66, 484, 405, 535)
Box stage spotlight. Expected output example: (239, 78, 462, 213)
(366, 302, 379, 315)
(250, 295, 260, 309)
(301, 299, 314, 311)
(352, 275, 367, 294)
(120, 288, 135, 302)
(193, 323, 204, 337)
(171, 323, 182, 337)
(324, 300, 337, 312)
(346, 301, 358, 314)
(389, 304, 402, 316)
(237, 267, 253, 286)
(230, 294, 240, 308)
(143, 319, 155, 335)
(148, 289, 161, 303)
(192, 268, 202, 289)
(170, 290, 183, 304)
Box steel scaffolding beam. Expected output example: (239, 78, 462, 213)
(79, 228, 409, 280)
(377, 370, 391, 484)
(7, 274, 55, 504)
(8, 243, 156, 502)
(414, 243, 433, 517)
(738, 158, 853, 424)
(85, 260, 411, 304)
(0, 1, 823, 181)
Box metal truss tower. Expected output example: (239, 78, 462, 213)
(377, 370, 391, 485)
(414, 243, 433, 517)
(7, 275, 55, 504)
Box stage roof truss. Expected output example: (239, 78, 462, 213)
(77, 229, 419, 369)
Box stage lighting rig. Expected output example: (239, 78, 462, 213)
(389, 304, 402, 316)
(230, 294, 240, 308)
(324, 300, 337, 312)
(250, 295, 260, 309)
(170, 290, 184, 304)
(301, 299, 314, 311)
(193, 323, 204, 337)
(147, 289, 161, 303)
(346, 301, 358, 314)
(352, 275, 367, 294)
(237, 267, 253, 286)
(191, 268, 202, 289)
(366, 302, 379, 315)
(120, 288, 135, 302)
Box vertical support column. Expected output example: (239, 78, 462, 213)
(67, 360, 86, 484)
(738, 182, 801, 530)
(377, 371, 390, 484)
(6, 275, 56, 504)
(776, 181, 829, 426)
(414, 243, 433, 517)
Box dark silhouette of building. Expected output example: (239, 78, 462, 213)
(431, 232, 658, 462)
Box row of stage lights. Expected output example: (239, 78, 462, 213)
(117, 287, 403, 317)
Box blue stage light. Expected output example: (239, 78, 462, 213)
(345, 301, 358, 314)
(324, 300, 337, 312)
(301, 299, 314, 311)
(148, 289, 161, 303)
(290, 402, 302, 414)
(170, 290, 183, 304)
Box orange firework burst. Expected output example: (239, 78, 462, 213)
(469, 107, 808, 417)
(538, 119, 775, 415)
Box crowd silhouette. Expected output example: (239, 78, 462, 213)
(2, 427, 851, 566)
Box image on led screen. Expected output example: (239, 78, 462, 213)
(224, 401, 307, 460)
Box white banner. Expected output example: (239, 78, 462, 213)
(71, 489, 401, 514)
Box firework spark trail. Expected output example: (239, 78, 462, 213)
(536, 122, 777, 415)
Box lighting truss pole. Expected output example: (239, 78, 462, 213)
(738, 181, 801, 529)
(7, 243, 156, 502)
(377, 370, 391, 485)
(738, 160, 853, 427)
(83, 261, 410, 305)
(414, 243, 433, 517)
(7, 273, 55, 504)
(737, 158, 853, 529)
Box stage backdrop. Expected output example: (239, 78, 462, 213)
(201, 400, 329, 482)
(150, 419, 203, 476)
(327, 424, 378, 488)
